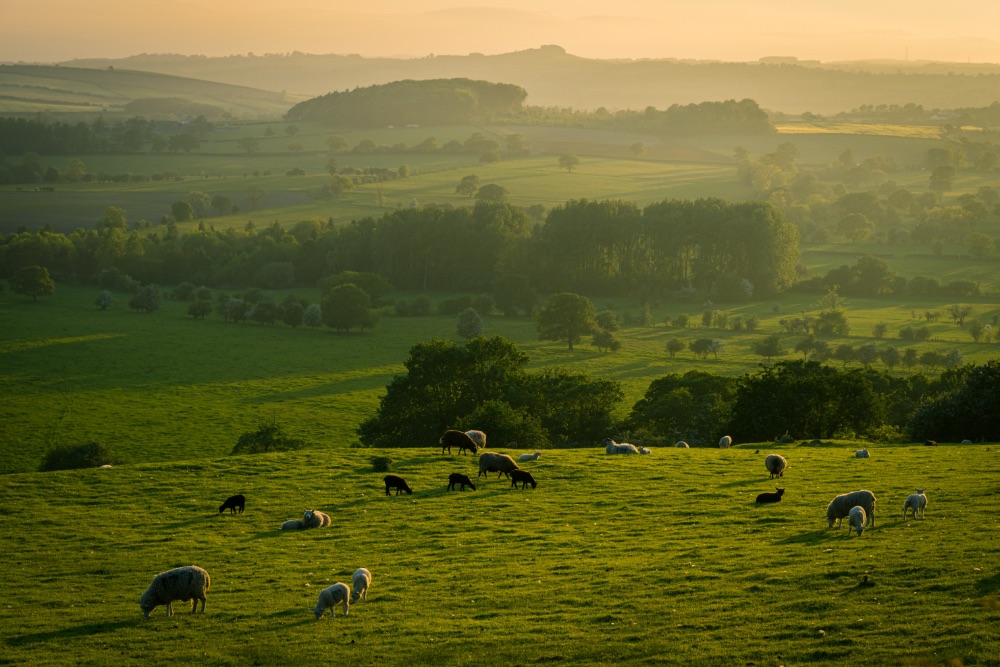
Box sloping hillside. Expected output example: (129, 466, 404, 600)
(0, 64, 299, 118)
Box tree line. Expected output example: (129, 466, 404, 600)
(360, 335, 1000, 448)
(0, 198, 800, 300)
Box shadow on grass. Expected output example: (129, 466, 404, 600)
(8, 620, 134, 646)
(162, 515, 216, 530)
(718, 478, 762, 488)
(976, 572, 1000, 596)
(774, 529, 833, 545)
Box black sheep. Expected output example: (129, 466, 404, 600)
(383, 475, 413, 496)
(218, 494, 246, 514)
(448, 472, 477, 491)
(440, 430, 478, 455)
(510, 469, 537, 490)
(755, 488, 785, 504)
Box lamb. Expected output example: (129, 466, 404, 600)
(755, 488, 785, 504)
(826, 490, 877, 529)
(440, 429, 479, 455)
(675, 441, 690, 448)
(313, 582, 350, 619)
(302, 509, 331, 528)
(903, 488, 928, 520)
(637, 446, 651, 455)
(603, 438, 640, 454)
(383, 474, 413, 495)
(719, 435, 733, 448)
(465, 430, 487, 449)
(855, 448, 870, 458)
(848, 506, 867, 536)
(764, 454, 787, 479)
(139, 565, 211, 618)
(448, 472, 477, 491)
(510, 469, 537, 489)
(518, 451, 541, 462)
(280, 519, 304, 530)
(351, 568, 372, 603)
(478, 452, 519, 480)
(218, 494, 245, 514)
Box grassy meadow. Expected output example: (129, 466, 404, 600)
(2, 284, 999, 475)
(0, 442, 998, 666)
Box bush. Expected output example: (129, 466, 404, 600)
(370, 456, 393, 472)
(230, 420, 308, 455)
(38, 441, 120, 471)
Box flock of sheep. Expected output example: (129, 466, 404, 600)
(139, 429, 931, 618)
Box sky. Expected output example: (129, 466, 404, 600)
(4, 0, 1000, 64)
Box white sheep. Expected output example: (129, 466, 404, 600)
(603, 438, 639, 455)
(478, 452, 520, 480)
(351, 568, 372, 603)
(280, 519, 304, 530)
(139, 565, 211, 618)
(764, 454, 787, 479)
(302, 509, 331, 528)
(674, 441, 690, 448)
(718, 435, 732, 448)
(826, 490, 877, 529)
(466, 430, 487, 449)
(638, 446, 651, 455)
(313, 582, 350, 619)
(855, 448, 870, 458)
(848, 506, 867, 537)
(97, 464, 113, 469)
(518, 451, 541, 462)
(903, 488, 927, 520)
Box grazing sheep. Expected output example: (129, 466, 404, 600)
(924, 440, 938, 446)
(755, 488, 785, 504)
(518, 451, 541, 462)
(139, 565, 210, 618)
(638, 446, 651, 455)
(764, 454, 787, 479)
(448, 472, 477, 491)
(826, 490, 877, 529)
(778, 434, 796, 444)
(383, 474, 413, 495)
(961, 439, 973, 444)
(674, 441, 690, 448)
(218, 494, 245, 514)
(313, 582, 350, 619)
(97, 464, 113, 469)
(302, 509, 331, 528)
(719, 435, 733, 448)
(603, 438, 640, 455)
(440, 429, 479, 455)
(855, 448, 870, 458)
(465, 430, 487, 449)
(351, 568, 371, 603)
(478, 452, 519, 480)
(848, 506, 867, 536)
(510, 469, 537, 489)
(280, 519, 304, 530)
(903, 489, 928, 520)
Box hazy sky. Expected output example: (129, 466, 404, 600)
(4, 0, 1000, 64)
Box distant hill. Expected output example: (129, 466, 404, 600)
(286, 78, 527, 126)
(0, 64, 300, 118)
(56, 46, 1000, 115)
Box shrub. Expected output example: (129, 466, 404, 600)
(370, 456, 393, 472)
(38, 441, 120, 472)
(230, 420, 307, 455)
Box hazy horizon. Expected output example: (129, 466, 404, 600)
(4, 0, 1000, 65)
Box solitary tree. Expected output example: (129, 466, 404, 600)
(535, 292, 597, 350)
(558, 153, 581, 172)
(666, 338, 685, 358)
(321, 284, 372, 332)
(456, 307, 484, 340)
(10, 265, 55, 301)
(751, 334, 786, 362)
(629, 142, 646, 158)
(96, 290, 114, 310)
(475, 183, 509, 203)
(455, 174, 480, 198)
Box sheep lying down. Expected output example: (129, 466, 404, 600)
(140, 565, 211, 618)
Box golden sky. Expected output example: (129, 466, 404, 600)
(3, 0, 1000, 63)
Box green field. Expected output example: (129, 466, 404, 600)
(3, 284, 999, 475)
(0, 442, 997, 665)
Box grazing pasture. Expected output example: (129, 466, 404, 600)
(2, 285, 999, 473)
(0, 443, 997, 665)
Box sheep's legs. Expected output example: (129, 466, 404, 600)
(165, 602, 173, 617)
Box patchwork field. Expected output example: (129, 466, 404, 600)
(0, 442, 997, 666)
